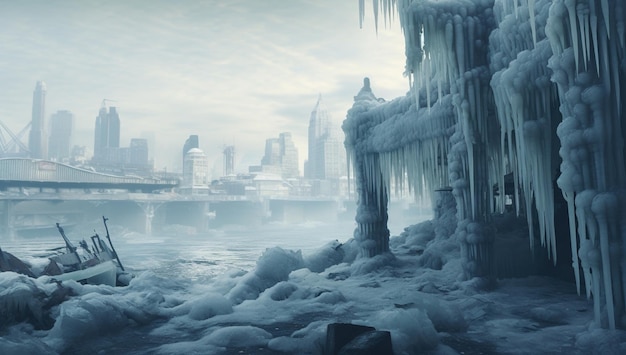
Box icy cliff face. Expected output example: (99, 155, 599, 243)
(347, 0, 626, 329)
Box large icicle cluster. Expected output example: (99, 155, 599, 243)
(392, 0, 500, 281)
(546, 0, 626, 329)
(350, 0, 626, 328)
(490, 0, 560, 262)
(343, 78, 455, 257)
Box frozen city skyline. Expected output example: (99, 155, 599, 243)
(0, 0, 408, 174)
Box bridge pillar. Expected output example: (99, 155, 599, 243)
(0, 200, 16, 239)
(136, 202, 163, 235)
(201, 202, 212, 232)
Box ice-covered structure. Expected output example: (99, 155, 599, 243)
(345, 0, 626, 329)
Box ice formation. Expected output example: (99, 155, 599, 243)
(347, 0, 626, 329)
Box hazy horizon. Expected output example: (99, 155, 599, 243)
(0, 0, 408, 176)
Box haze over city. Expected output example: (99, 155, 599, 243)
(0, 0, 407, 174)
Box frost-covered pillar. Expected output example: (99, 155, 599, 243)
(343, 78, 390, 258)
(201, 201, 211, 232)
(546, 0, 626, 329)
(354, 153, 390, 257)
(0, 200, 15, 239)
(136, 201, 161, 235)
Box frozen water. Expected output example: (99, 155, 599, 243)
(2, 213, 624, 354)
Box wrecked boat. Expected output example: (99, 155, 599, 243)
(0, 216, 131, 287)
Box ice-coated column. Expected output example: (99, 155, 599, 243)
(353, 153, 390, 257)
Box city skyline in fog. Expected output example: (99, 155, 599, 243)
(0, 0, 408, 175)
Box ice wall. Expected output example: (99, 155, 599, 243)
(349, 0, 626, 328)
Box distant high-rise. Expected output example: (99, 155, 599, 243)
(305, 95, 346, 179)
(93, 104, 120, 162)
(279, 132, 299, 178)
(183, 135, 199, 157)
(48, 110, 74, 162)
(129, 138, 149, 166)
(29, 81, 47, 159)
(182, 135, 199, 174)
(305, 94, 330, 179)
(223, 145, 235, 176)
(183, 148, 209, 188)
(262, 138, 280, 166)
(260, 132, 300, 178)
(140, 131, 156, 163)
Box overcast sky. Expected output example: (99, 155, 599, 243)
(0, 0, 408, 175)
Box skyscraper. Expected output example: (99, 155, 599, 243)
(48, 110, 74, 162)
(129, 138, 149, 166)
(279, 132, 299, 178)
(29, 81, 47, 159)
(305, 94, 330, 179)
(93, 105, 120, 162)
(260, 132, 300, 178)
(223, 145, 235, 176)
(183, 148, 209, 188)
(182, 135, 199, 174)
(305, 95, 346, 179)
(261, 138, 280, 166)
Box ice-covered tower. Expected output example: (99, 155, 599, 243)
(343, 78, 390, 257)
(29, 81, 47, 159)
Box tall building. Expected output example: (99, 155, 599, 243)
(305, 95, 346, 179)
(182, 135, 199, 174)
(29, 81, 47, 159)
(48, 110, 74, 162)
(279, 132, 299, 178)
(93, 105, 120, 163)
(261, 138, 280, 166)
(223, 145, 235, 176)
(183, 148, 209, 188)
(183, 135, 199, 158)
(129, 138, 149, 166)
(140, 131, 156, 163)
(260, 132, 300, 178)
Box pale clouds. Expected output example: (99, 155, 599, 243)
(0, 0, 407, 173)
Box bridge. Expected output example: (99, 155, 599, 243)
(0, 159, 345, 236)
(0, 158, 178, 192)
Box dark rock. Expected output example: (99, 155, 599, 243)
(338, 330, 393, 355)
(0, 250, 35, 277)
(325, 323, 376, 355)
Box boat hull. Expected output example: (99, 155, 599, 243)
(41, 260, 118, 286)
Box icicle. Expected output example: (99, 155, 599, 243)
(592, 193, 617, 329)
(565, 0, 580, 72)
(373, 0, 379, 34)
(589, 2, 600, 77)
(577, 1, 590, 71)
(601, 0, 610, 40)
(359, 0, 365, 29)
(528, 0, 537, 46)
(564, 189, 581, 294)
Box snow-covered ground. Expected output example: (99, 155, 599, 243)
(2, 213, 625, 354)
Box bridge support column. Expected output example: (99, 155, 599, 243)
(136, 202, 163, 235)
(201, 202, 212, 232)
(1, 200, 16, 240)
